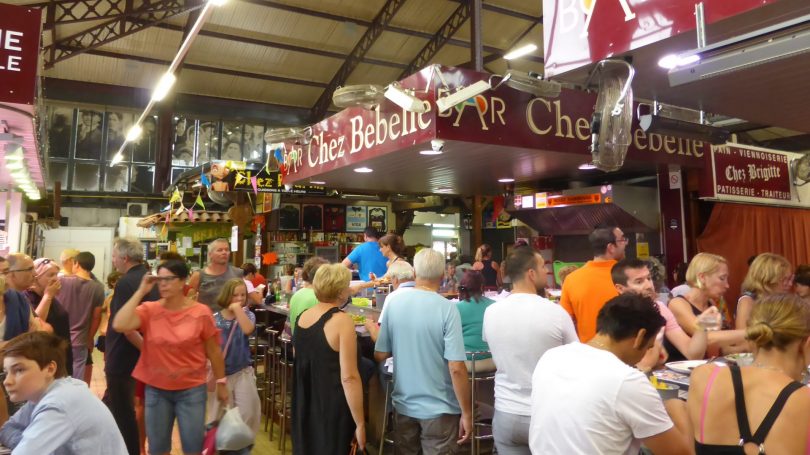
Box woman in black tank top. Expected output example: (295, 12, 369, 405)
(687, 294, 810, 455)
(473, 244, 500, 289)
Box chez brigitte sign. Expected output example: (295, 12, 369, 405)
(0, 3, 42, 105)
(702, 144, 792, 203)
(283, 65, 707, 184)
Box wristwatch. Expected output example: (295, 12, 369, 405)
(216, 377, 227, 385)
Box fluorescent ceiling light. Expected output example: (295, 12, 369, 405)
(354, 167, 373, 173)
(110, 153, 124, 166)
(658, 53, 700, 69)
(4, 144, 23, 160)
(432, 223, 455, 228)
(151, 72, 176, 102)
(419, 150, 442, 155)
(579, 163, 597, 170)
(125, 124, 143, 142)
(209, 0, 226, 5)
(432, 229, 457, 238)
(26, 193, 41, 200)
(5, 161, 23, 170)
(384, 82, 427, 113)
(504, 43, 538, 60)
(436, 80, 492, 113)
(435, 187, 453, 193)
(309, 180, 326, 185)
(498, 178, 515, 183)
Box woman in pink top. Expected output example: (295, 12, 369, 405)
(113, 260, 227, 455)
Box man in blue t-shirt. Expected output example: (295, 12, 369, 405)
(341, 226, 388, 281)
(375, 248, 472, 453)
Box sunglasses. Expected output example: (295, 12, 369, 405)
(8, 266, 34, 273)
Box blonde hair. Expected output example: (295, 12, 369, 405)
(0, 275, 6, 294)
(685, 253, 727, 288)
(746, 293, 810, 350)
(60, 248, 80, 263)
(216, 278, 247, 309)
(558, 265, 580, 285)
(312, 263, 350, 303)
(474, 244, 492, 262)
(742, 253, 792, 297)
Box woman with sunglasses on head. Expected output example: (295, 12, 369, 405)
(736, 253, 794, 330)
(113, 260, 227, 455)
(24, 258, 73, 377)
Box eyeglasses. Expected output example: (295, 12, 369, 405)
(155, 275, 180, 283)
(8, 267, 34, 273)
(612, 236, 629, 245)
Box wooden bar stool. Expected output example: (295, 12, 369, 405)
(276, 336, 294, 453)
(378, 371, 395, 455)
(263, 328, 280, 439)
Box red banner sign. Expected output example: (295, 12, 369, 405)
(0, 3, 42, 105)
(706, 144, 792, 202)
(542, 0, 777, 77)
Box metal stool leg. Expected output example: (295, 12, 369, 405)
(379, 378, 392, 455)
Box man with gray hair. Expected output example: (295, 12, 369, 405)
(188, 238, 243, 312)
(375, 248, 472, 454)
(365, 260, 415, 341)
(106, 237, 159, 455)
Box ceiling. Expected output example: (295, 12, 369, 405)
(300, 139, 657, 196)
(5, 0, 809, 199)
(556, 0, 810, 151)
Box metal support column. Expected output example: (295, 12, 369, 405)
(470, 0, 484, 71)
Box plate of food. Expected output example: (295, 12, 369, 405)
(724, 353, 754, 366)
(666, 360, 708, 375)
(350, 314, 366, 326)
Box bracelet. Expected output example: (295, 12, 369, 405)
(216, 377, 227, 385)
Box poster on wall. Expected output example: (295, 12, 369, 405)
(367, 206, 387, 234)
(48, 106, 73, 158)
(324, 204, 346, 232)
(278, 203, 300, 231)
(346, 206, 367, 232)
(75, 109, 103, 160)
(302, 204, 323, 231)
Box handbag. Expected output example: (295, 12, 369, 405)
(207, 317, 239, 392)
(202, 422, 217, 455)
(216, 406, 254, 451)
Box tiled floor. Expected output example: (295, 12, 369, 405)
(89, 351, 288, 455)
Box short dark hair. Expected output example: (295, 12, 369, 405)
(75, 251, 96, 272)
(505, 246, 540, 282)
(157, 259, 190, 280)
(363, 226, 379, 239)
(106, 270, 122, 289)
(302, 256, 329, 282)
(596, 293, 665, 343)
(159, 252, 185, 263)
(611, 258, 650, 286)
(1, 332, 68, 379)
(589, 225, 619, 256)
(674, 262, 688, 283)
(458, 270, 484, 302)
(795, 265, 810, 287)
(241, 263, 257, 275)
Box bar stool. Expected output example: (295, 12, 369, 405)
(264, 328, 280, 438)
(378, 371, 395, 455)
(467, 351, 496, 455)
(277, 336, 295, 453)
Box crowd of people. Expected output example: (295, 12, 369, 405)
(0, 224, 808, 455)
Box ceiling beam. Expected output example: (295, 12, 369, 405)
(57, 46, 329, 87)
(237, 0, 543, 63)
(45, 0, 202, 68)
(400, 1, 470, 78)
(310, 0, 408, 121)
(137, 21, 408, 69)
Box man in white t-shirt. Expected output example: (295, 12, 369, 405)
(529, 293, 693, 455)
(482, 246, 577, 454)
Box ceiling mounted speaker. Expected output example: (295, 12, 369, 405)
(333, 84, 385, 110)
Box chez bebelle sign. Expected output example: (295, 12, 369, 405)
(283, 66, 709, 185)
(0, 3, 42, 105)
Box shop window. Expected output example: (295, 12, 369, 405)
(47, 106, 73, 159)
(171, 167, 190, 184)
(172, 116, 195, 166)
(196, 120, 220, 163)
(131, 165, 155, 194)
(244, 123, 264, 163)
(221, 122, 244, 161)
(47, 162, 68, 190)
(105, 111, 135, 162)
(75, 109, 104, 160)
(133, 115, 158, 163)
(72, 163, 101, 191)
(104, 165, 130, 192)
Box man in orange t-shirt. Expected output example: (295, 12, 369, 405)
(560, 225, 628, 342)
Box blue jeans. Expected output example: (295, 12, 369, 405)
(145, 384, 207, 454)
